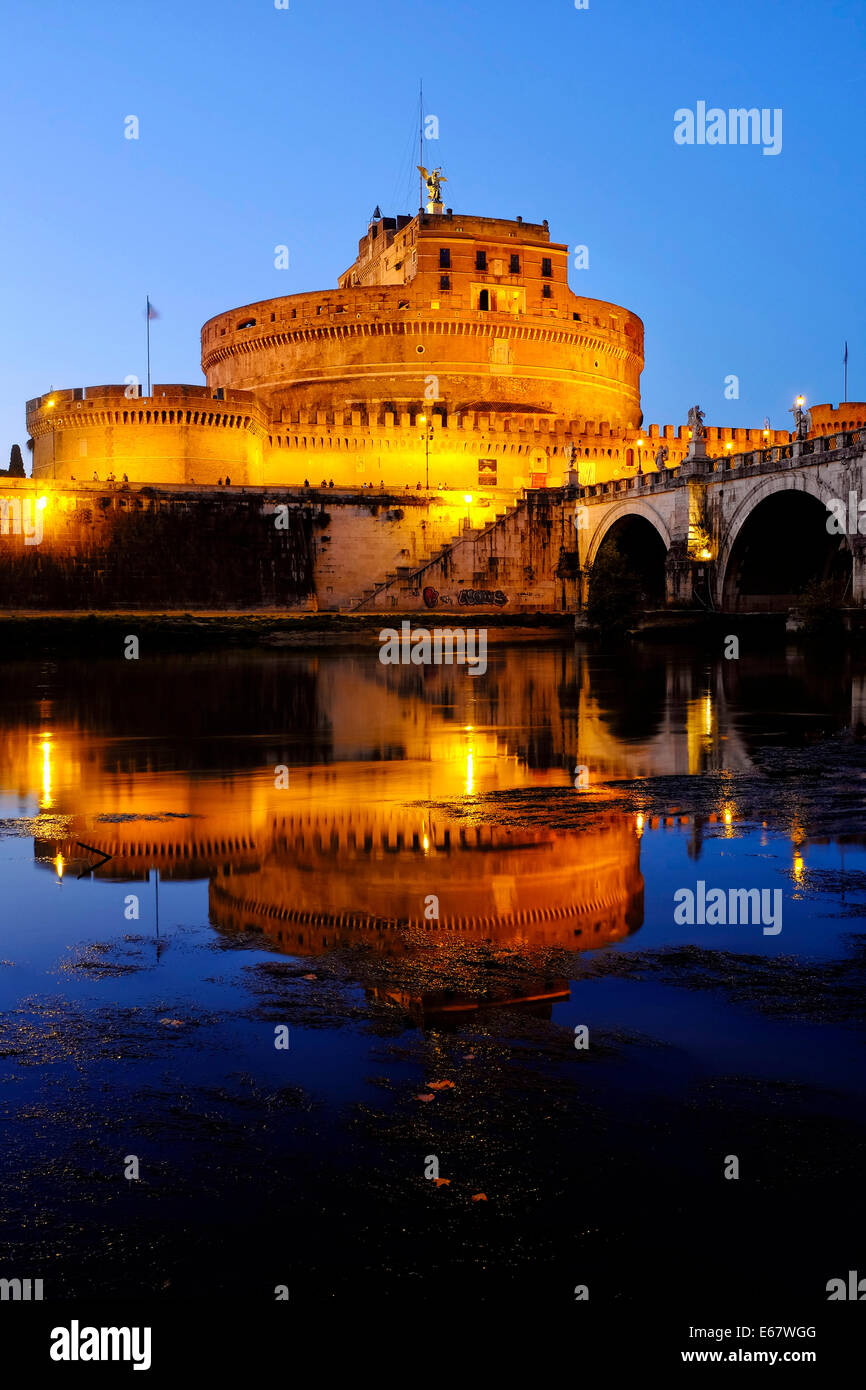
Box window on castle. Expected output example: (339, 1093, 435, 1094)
(542, 285, 552, 299)
(510, 254, 520, 273)
(440, 275, 451, 291)
(439, 248, 451, 268)
(476, 250, 487, 270)
(479, 289, 490, 311)
(542, 258, 552, 277)
(237, 319, 256, 329)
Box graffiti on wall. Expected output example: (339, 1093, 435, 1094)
(422, 585, 508, 609)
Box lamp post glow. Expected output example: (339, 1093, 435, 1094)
(463, 493, 473, 529)
(419, 415, 434, 490)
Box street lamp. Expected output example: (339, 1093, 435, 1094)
(419, 414, 434, 490)
(463, 492, 473, 530)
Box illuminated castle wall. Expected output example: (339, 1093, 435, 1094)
(25, 203, 803, 495)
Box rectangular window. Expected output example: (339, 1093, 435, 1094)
(543, 284, 552, 299)
(510, 254, 520, 274)
(440, 275, 451, 291)
(476, 250, 487, 270)
(439, 248, 451, 268)
(542, 257, 552, 277)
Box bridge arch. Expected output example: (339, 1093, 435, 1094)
(717, 476, 852, 611)
(585, 499, 671, 569)
(585, 500, 671, 605)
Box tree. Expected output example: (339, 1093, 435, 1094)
(797, 578, 844, 644)
(8, 444, 25, 476)
(585, 542, 641, 637)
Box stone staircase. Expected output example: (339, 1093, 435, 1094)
(344, 500, 524, 612)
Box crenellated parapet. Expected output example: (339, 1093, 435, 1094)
(27, 384, 269, 484)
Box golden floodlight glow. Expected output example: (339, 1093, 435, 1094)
(36, 496, 48, 511)
(796, 395, 805, 407)
(41, 738, 53, 808)
(636, 813, 645, 835)
(465, 748, 474, 796)
(464, 494, 473, 505)
(55, 852, 64, 881)
(793, 852, 805, 883)
(700, 547, 712, 561)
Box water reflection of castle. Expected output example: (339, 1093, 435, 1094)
(34, 803, 644, 957)
(208, 808, 643, 955)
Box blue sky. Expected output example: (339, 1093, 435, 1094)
(1, 0, 864, 457)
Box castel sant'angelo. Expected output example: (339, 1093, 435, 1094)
(12, 171, 865, 616)
(27, 170, 830, 492)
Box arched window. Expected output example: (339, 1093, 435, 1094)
(479, 290, 490, 311)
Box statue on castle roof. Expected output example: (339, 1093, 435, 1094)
(417, 165, 447, 208)
(687, 404, 706, 439)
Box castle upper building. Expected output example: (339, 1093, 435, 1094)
(27, 197, 844, 493)
(201, 209, 644, 445)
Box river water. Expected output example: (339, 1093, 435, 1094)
(1, 641, 865, 1308)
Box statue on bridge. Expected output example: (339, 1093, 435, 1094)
(655, 443, 669, 470)
(789, 398, 812, 440)
(687, 404, 706, 440)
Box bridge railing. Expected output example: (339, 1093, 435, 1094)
(571, 429, 865, 501)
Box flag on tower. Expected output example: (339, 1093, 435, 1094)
(147, 298, 160, 320)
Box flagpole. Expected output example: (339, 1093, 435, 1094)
(843, 340, 848, 404)
(146, 296, 152, 398)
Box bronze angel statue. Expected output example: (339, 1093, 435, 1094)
(418, 165, 447, 207)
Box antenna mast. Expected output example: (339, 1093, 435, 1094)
(419, 79, 423, 209)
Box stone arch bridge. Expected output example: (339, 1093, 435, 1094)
(370, 429, 866, 616)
